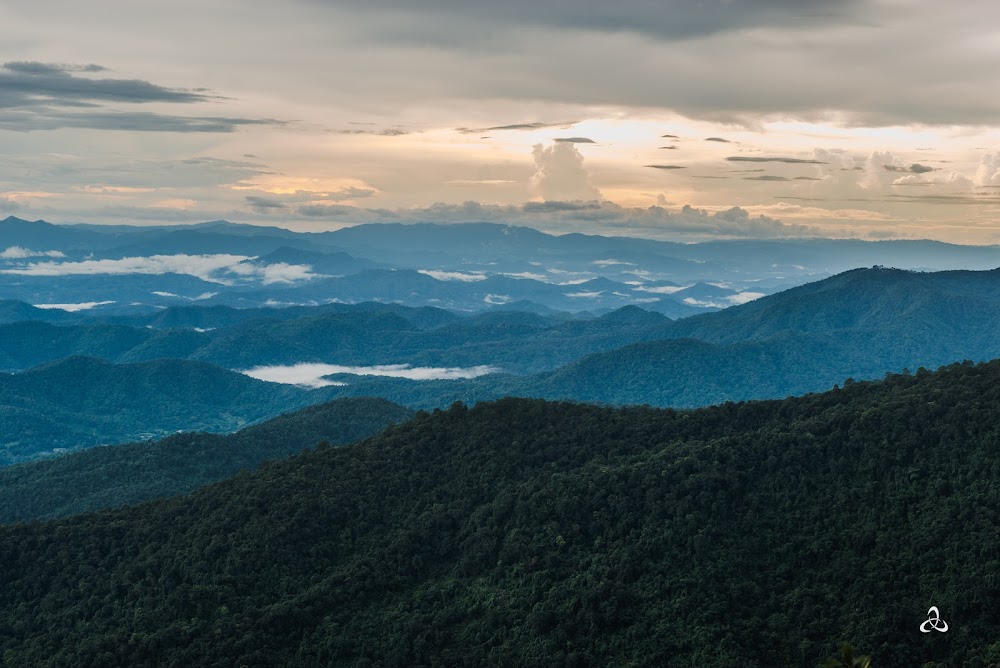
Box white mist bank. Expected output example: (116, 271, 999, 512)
(241, 362, 499, 388)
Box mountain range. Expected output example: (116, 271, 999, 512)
(8, 266, 1000, 464)
(1, 360, 997, 666)
(0, 357, 340, 465)
(7, 215, 1000, 315)
(0, 397, 412, 523)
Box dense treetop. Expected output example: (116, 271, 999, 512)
(0, 397, 413, 523)
(1, 360, 998, 666)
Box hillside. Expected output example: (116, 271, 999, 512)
(0, 397, 413, 523)
(0, 357, 332, 465)
(1, 361, 999, 666)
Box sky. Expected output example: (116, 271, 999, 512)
(1, 0, 1000, 242)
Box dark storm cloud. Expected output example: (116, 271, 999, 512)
(0, 61, 283, 133)
(455, 121, 578, 134)
(554, 137, 595, 143)
(726, 156, 826, 164)
(322, 0, 859, 41)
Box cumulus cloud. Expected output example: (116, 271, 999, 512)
(531, 141, 602, 201)
(0, 246, 66, 259)
(860, 151, 904, 190)
(976, 153, 1000, 186)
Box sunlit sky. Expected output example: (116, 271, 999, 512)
(2, 0, 1000, 242)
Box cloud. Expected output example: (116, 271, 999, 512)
(592, 259, 635, 266)
(0, 254, 251, 281)
(883, 163, 936, 173)
(228, 261, 319, 285)
(0, 61, 283, 132)
(297, 204, 356, 217)
(484, 294, 512, 304)
(323, 0, 858, 42)
(726, 156, 826, 164)
(445, 179, 517, 186)
(633, 284, 688, 294)
(241, 362, 498, 387)
(311, 200, 816, 239)
(0, 246, 66, 259)
(531, 141, 602, 201)
(417, 269, 487, 281)
(645, 165, 686, 170)
(500, 272, 547, 280)
(0, 110, 284, 133)
(661, 134, 680, 139)
(245, 195, 288, 213)
(339, 127, 410, 136)
(705, 137, 732, 143)
(0, 61, 210, 105)
(554, 137, 596, 143)
(522, 201, 601, 212)
(744, 175, 790, 181)
(976, 153, 1000, 186)
(33, 300, 115, 312)
(4, 62, 108, 75)
(455, 121, 578, 134)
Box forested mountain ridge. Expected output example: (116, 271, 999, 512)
(0, 397, 413, 523)
(1, 360, 998, 666)
(0, 356, 336, 465)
